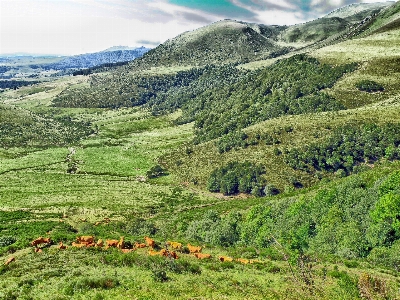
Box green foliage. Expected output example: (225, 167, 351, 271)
(146, 165, 167, 179)
(207, 162, 266, 195)
(328, 267, 360, 299)
(185, 210, 242, 246)
(151, 270, 169, 282)
(284, 123, 400, 174)
(0, 105, 94, 148)
(53, 67, 206, 109)
(0, 236, 16, 247)
(124, 217, 158, 236)
(355, 79, 384, 92)
(371, 192, 400, 236)
(190, 54, 354, 143)
(189, 169, 400, 264)
(64, 277, 120, 295)
(367, 240, 400, 271)
(215, 131, 248, 154)
(378, 170, 400, 196)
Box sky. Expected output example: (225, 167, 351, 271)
(0, 0, 396, 56)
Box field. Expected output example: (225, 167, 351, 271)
(1, 5, 400, 299)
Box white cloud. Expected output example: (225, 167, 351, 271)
(0, 0, 396, 55)
(0, 0, 216, 55)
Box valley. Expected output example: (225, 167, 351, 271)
(1, 1, 400, 299)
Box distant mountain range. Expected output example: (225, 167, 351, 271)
(44, 47, 151, 70)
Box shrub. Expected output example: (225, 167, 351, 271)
(125, 218, 157, 236)
(151, 270, 169, 282)
(146, 165, 167, 179)
(355, 79, 384, 92)
(207, 161, 266, 195)
(367, 243, 400, 272)
(64, 277, 120, 295)
(0, 236, 16, 247)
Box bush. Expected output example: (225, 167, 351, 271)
(185, 210, 241, 247)
(355, 79, 384, 92)
(151, 270, 169, 282)
(146, 165, 167, 179)
(0, 236, 16, 247)
(125, 218, 157, 236)
(207, 161, 266, 195)
(64, 277, 120, 295)
(367, 240, 400, 271)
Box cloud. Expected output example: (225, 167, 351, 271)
(136, 39, 161, 47)
(0, 0, 395, 55)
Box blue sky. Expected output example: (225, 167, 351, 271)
(0, 0, 396, 55)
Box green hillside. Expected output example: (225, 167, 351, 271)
(1, 1, 400, 299)
(129, 20, 284, 68)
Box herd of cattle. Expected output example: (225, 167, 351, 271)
(4, 235, 262, 266)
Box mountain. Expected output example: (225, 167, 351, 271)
(323, 2, 394, 21)
(130, 20, 288, 68)
(130, 3, 392, 68)
(44, 47, 151, 70)
(278, 2, 392, 45)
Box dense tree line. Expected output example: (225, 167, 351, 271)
(284, 123, 400, 175)
(185, 170, 400, 271)
(355, 79, 384, 92)
(207, 161, 268, 196)
(0, 80, 39, 90)
(72, 61, 131, 76)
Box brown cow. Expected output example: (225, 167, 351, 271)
(148, 250, 160, 256)
(219, 256, 233, 262)
(117, 237, 124, 249)
(77, 236, 94, 244)
(167, 241, 182, 250)
(72, 242, 86, 248)
(169, 251, 179, 259)
(96, 239, 104, 247)
(121, 249, 134, 253)
(135, 242, 146, 248)
(236, 258, 250, 264)
(193, 253, 211, 259)
(145, 236, 155, 248)
(58, 242, 67, 250)
(187, 244, 202, 253)
(31, 237, 51, 247)
(105, 239, 119, 249)
(4, 257, 15, 266)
